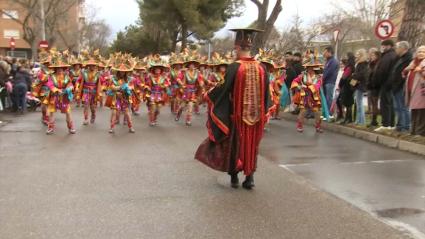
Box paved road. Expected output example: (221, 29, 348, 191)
(0, 107, 423, 239)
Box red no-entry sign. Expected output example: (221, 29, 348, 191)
(39, 40, 49, 49)
(375, 20, 395, 40)
(9, 37, 15, 50)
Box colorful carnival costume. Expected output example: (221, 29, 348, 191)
(32, 50, 51, 125)
(75, 50, 103, 125)
(105, 53, 136, 133)
(169, 53, 184, 114)
(131, 58, 147, 116)
(258, 49, 281, 119)
(69, 55, 83, 107)
(175, 50, 204, 126)
(195, 28, 273, 190)
(45, 49, 76, 135)
(208, 52, 231, 89)
(291, 57, 324, 133)
(145, 55, 170, 126)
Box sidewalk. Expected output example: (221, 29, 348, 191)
(281, 113, 425, 156)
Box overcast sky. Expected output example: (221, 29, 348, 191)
(86, 0, 334, 40)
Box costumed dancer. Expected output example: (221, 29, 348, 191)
(195, 28, 272, 190)
(169, 53, 184, 114)
(32, 49, 51, 125)
(105, 53, 136, 133)
(291, 57, 324, 133)
(75, 49, 103, 125)
(208, 52, 230, 89)
(69, 55, 83, 107)
(97, 57, 111, 108)
(175, 50, 204, 126)
(278, 63, 291, 116)
(145, 55, 170, 126)
(131, 58, 147, 116)
(45, 49, 76, 135)
(258, 49, 281, 120)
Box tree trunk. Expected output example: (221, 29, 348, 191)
(181, 23, 188, 51)
(170, 29, 179, 53)
(31, 41, 38, 61)
(398, 0, 425, 48)
(252, 0, 282, 52)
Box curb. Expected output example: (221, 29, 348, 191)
(281, 114, 425, 156)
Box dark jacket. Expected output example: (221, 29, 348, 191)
(374, 48, 397, 90)
(389, 50, 413, 92)
(323, 57, 339, 85)
(292, 61, 304, 76)
(339, 65, 355, 107)
(351, 61, 369, 92)
(367, 60, 379, 91)
(284, 62, 297, 89)
(13, 69, 32, 90)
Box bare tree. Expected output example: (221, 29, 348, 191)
(0, 0, 77, 59)
(398, 0, 425, 48)
(251, 0, 283, 51)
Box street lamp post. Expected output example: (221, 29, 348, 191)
(40, 0, 46, 41)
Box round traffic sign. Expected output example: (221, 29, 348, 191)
(9, 37, 16, 49)
(375, 20, 395, 40)
(39, 40, 49, 49)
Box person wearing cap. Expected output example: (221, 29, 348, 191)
(144, 54, 170, 127)
(32, 50, 51, 125)
(291, 55, 324, 133)
(105, 53, 136, 133)
(45, 49, 76, 135)
(195, 28, 272, 190)
(75, 51, 103, 126)
(175, 50, 204, 126)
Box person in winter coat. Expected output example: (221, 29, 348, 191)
(366, 48, 381, 127)
(389, 41, 413, 132)
(351, 49, 369, 126)
(12, 59, 32, 113)
(404, 46, 425, 136)
(374, 40, 398, 132)
(338, 52, 355, 124)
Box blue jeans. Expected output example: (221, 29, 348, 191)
(393, 89, 410, 131)
(355, 90, 365, 125)
(324, 83, 335, 112)
(13, 83, 27, 112)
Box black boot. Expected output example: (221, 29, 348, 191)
(230, 173, 239, 188)
(242, 174, 255, 190)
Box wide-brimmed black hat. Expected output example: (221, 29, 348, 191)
(229, 28, 263, 49)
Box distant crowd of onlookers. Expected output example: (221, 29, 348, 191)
(284, 40, 425, 137)
(0, 56, 36, 113)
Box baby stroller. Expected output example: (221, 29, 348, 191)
(26, 91, 41, 111)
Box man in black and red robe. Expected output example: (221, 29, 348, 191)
(195, 28, 273, 190)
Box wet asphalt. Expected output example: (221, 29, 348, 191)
(0, 106, 423, 239)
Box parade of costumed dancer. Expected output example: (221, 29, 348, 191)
(175, 49, 204, 126)
(169, 52, 184, 114)
(74, 49, 103, 126)
(69, 54, 83, 107)
(45, 49, 76, 135)
(258, 49, 281, 120)
(196, 56, 211, 111)
(131, 58, 147, 116)
(144, 54, 170, 126)
(32, 49, 51, 125)
(104, 53, 136, 133)
(291, 54, 324, 133)
(195, 28, 273, 190)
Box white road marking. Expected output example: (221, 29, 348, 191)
(279, 159, 417, 168)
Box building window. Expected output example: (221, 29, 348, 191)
(4, 30, 20, 39)
(2, 10, 19, 19)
